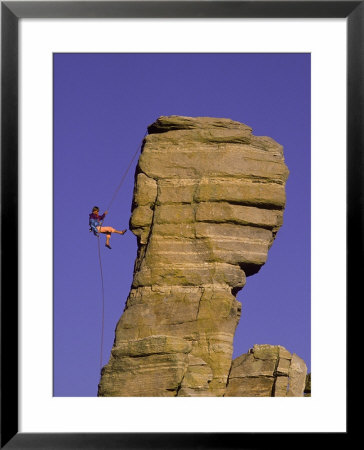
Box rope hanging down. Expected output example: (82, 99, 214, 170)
(97, 132, 147, 371)
(97, 237, 105, 370)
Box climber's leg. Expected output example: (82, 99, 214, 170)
(98, 226, 115, 234)
(114, 229, 127, 235)
(105, 232, 112, 249)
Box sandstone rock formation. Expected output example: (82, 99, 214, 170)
(98, 115, 292, 397)
(304, 373, 311, 397)
(225, 344, 307, 397)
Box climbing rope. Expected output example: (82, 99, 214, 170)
(97, 236, 105, 370)
(96, 132, 147, 371)
(105, 134, 146, 213)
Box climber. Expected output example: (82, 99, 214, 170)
(89, 206, 127, 249)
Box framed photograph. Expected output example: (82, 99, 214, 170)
(2, 1, 356, 448)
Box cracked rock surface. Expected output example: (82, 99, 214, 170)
(225, 344, 307, 397)
(98, 116, 296, 397)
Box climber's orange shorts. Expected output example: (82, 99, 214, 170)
(97, 226, 115, 234)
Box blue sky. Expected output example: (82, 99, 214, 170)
(54, 53, 310, 396)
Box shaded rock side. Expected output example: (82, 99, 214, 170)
(225, 345, 308, 397)
(304, 373, 311, 397)
(98, 116, 289, 397)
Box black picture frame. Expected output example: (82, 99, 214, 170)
(1, 1, 356, 448)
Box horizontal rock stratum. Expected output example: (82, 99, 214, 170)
(226, 344, 307, 397)
(98, 115, 301, 397)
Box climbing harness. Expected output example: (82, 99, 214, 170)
(95, 132, 147, 371)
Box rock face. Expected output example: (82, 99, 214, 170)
(225, 345, 307, 397)
(98, 115, 291, 397)
(304, 373, 311, 397)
